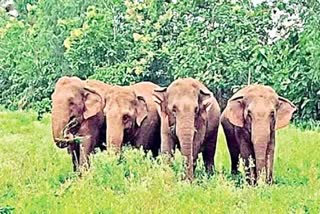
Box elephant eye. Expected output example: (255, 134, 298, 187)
(270, 111, 275, 118)
(194, 106, 199, 114)
(247, 110, 252, 119)
(172, 105, 177, 116)
(123, 114, 131, 123)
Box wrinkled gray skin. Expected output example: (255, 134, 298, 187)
(221, 84, 296, 185)
(153, 78, 221, 181)
(51, 77, 111, 171)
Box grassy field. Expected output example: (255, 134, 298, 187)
(0, 111, 319, 213)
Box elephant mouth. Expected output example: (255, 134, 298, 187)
(65, 117, 81, 135)
(54, 117, 82, 148)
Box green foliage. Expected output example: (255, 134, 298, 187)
(0, 0, 319, 124)
(0, 111, 320, 212)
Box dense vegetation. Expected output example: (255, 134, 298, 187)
(0, 0, 319, 126)
(0, 111, 319, 213)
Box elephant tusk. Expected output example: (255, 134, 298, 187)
(169, 124, 176, 134)
(62, 117, 80, 137)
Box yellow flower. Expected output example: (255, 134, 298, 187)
(26, 3, 37, 12)
(159, 10, 173, 23)
(57, 19, 67, 26)
(5, 23, 12, 29)
(27, 27, 35, 35)
(70, 28, 83, 38)
(133, 33, 151, 43)
(137, 14, 143, 22)
(87, 10, 97, 18)
(64, 37, 72, 50)
(147, 51, 155, 58)
(162, 45, 169, 54)
(141, 35, 151, 43)
(137, 3, 145, 10)
(82, 22, 89, 30)
(0, 28, 7, 39)
(0, 7, 6, 14)
(232, 5, 242, 12)
(134, 66, 143, 75)
(154, 22, 161, 30)
(17, 21, 24, 27)
(87, 6, 96, 11)
(139, 58, 147, 65)
(165, 10, 173, 19)
(124, 0, 132, 7)
(126, 8, 135, 16)
(86, 6, 97, 18)
(133, 33, 143, 41)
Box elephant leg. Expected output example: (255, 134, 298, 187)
(240, 143, 256, 185)
(192, 153, 198, 171)
(202, 127, 218, 175)
(151, 135, 161, 158)
(236, 129, 256, 185)
(78, 136, 96, 171)
(134, 127, 158, 158)
(201, 146, 214, 175)
(98, 120, 107, 152)
(68, 143, 80, 172)
(222, 121, 240, 174)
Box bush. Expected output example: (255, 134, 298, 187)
(0, 0, 319, 125)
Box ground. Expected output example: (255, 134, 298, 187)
(0, 111, 319, 213)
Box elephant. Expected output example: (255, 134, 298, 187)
(84, 82, 161, 156)
(220, 84, 296, 185)
(152, 78, 221, 181)
(51, 76, 112, 171)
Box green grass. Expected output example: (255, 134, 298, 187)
(0, 111, 319, 213)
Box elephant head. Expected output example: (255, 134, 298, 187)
(224, 85, 296, 182)
(85, 85, 149, 151)
(153, 78, 214, 180)
(51, 76, 104, 148)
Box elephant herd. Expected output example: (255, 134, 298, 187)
(51, 76, 296, 185)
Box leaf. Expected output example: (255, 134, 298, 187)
(301, 99, 310, 109)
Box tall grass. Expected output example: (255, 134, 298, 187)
(0, 111, 319, 213)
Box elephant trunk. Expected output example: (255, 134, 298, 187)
(52, 107, 71, 148)
(251, 122, 271, 183)
(106, 119, 124, 152)
(176, 114, 195, 181)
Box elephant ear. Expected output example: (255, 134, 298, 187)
(152, 87, 167, 105)
(276, 96, 296, 130)
(152, 87, 167, 115)
(199, 88, 213, 113)
(135, 96, 148, 127)
(225, 96, 245, 127)
(83, 87, 104, 120)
